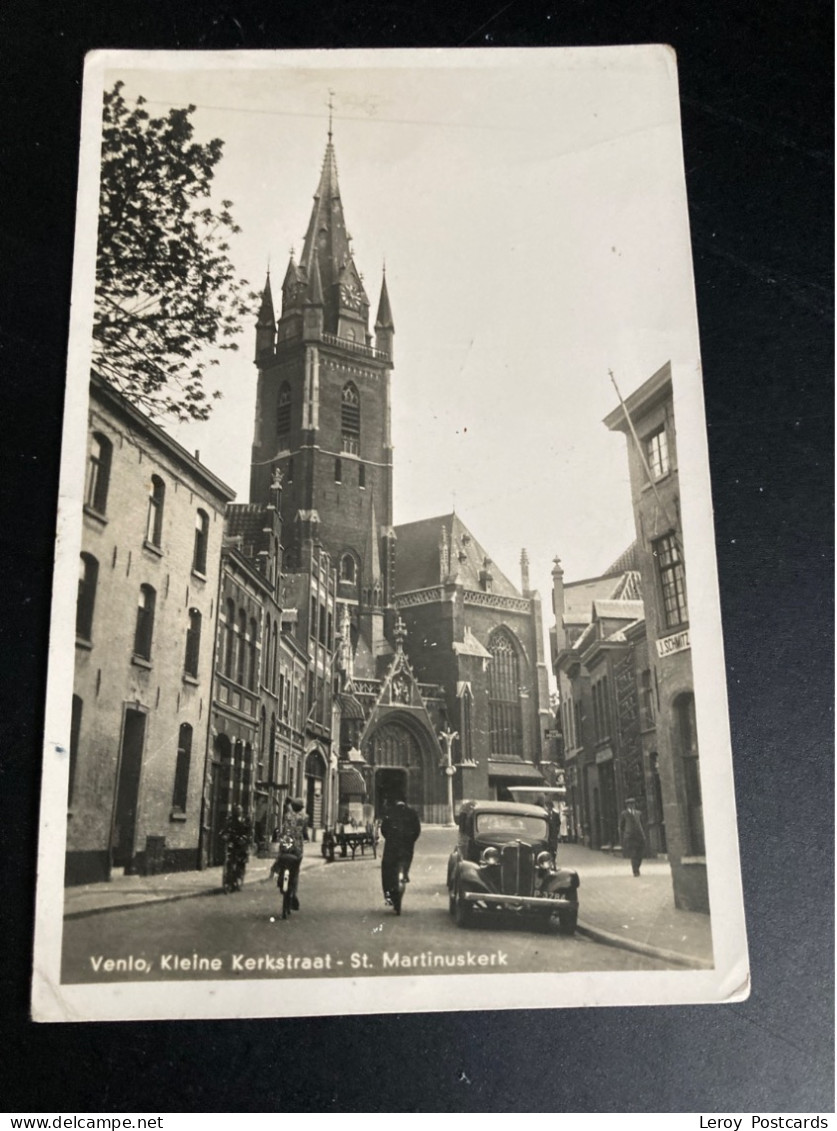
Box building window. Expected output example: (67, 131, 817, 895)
(276, 383, 291, 440)
(69, 694, 83, 807)
(172, 723, 192, 812)
(224, 598, 236, 678)
(358, 464, 366, 489)
(145, 475, 165, 547)
(593, 675, 611, 742)
(341, 383, 360, 454)
(269, 714, 277, 782)
(488, 629, 523, 757)
(236, 609, 247, 685)
(335, 457, 342, 483)
(318, 602, 327, 646)
(271, 622, 278, 693)
(574, 700, 582, 749)
(134, 584, 156, 660)
(654, 533, 688, 627)
(287, 456, 294, 483)
(193, 509, 209, 575)
(340, 553, 357, 584)
(645, 425, 670, 480)
(640, 668, 655, 729)
(184, 607, 201, 677)
(675, 693, 704, 854)
(263, 614, 272, 688)
(76, 553, 98, 640)
(85, 432, 112, 514)
(248, 616, 259, 690)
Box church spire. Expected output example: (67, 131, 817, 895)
(255, 271, 275, 357)
(299, 132, 368, 335)
(374, 266, 394, 357)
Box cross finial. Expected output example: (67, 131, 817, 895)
(394, 614, 408, 653)
(328, 89, 335, 142)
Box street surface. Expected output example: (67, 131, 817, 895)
(62, 827, 670, 983)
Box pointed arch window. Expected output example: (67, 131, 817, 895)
(340, 553, 357, 585)
(341, 383, 360, 454)
(488, 629, 523, 757)
(277, 383, 291, 441)
(85, 432, 112, 514)
(145, 475, 165, 547)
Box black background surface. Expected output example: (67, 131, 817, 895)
(1, 0, 833, 1114)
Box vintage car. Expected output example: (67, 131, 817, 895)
(447, 800, 580, 934)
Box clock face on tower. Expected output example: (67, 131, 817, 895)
(341, 283, 362, 311)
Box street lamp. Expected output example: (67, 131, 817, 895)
(438, 724, 459, 827)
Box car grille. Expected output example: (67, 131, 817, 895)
(499, 842, 535, 896)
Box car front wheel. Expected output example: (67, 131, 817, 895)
(557, 893, 579, 936)
(454, 884, 473, 929)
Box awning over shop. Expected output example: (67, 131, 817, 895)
(487, 760, 546, 784)
(338, 764, 367, 796)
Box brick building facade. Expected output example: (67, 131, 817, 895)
(551, 551, 664, 852)
(68, 375, 234, 884)
(604, 361, 708, 912)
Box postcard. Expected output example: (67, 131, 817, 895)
(32, 46, 748, 1021)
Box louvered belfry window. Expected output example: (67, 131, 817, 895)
(341, 383, 360, 454)
(489, 630, 523, 757)
(276, 383, 291, 440)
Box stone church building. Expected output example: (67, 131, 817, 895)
(247, 131, 551, 822)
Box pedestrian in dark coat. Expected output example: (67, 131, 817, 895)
(271, 797, 306, 917)
(619, 798, 647, 876)
(544, 798, 560, 856)
(380, 800, 421, 904)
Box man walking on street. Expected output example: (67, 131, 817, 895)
(619, 797, 647, 877)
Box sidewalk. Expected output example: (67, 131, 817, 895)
(63, 853, 314, 919)
(558, 842, 714, 969)
(62, 838, 713, 969)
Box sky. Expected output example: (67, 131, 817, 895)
(91, 48, 703, 664)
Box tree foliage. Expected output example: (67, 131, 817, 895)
(93, 82, 254, 422)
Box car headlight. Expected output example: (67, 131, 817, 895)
(480, 846, 501, 866)
(536, 851, 554, 870)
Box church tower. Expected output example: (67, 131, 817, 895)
(250, 130, 396, 666)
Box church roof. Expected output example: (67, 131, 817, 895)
(602, 541, 639, 577)
(394, 513, 520, 597)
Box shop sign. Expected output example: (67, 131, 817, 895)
(656, 630, 690, 658)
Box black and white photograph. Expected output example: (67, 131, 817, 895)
(32, 47, 749, 1023)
